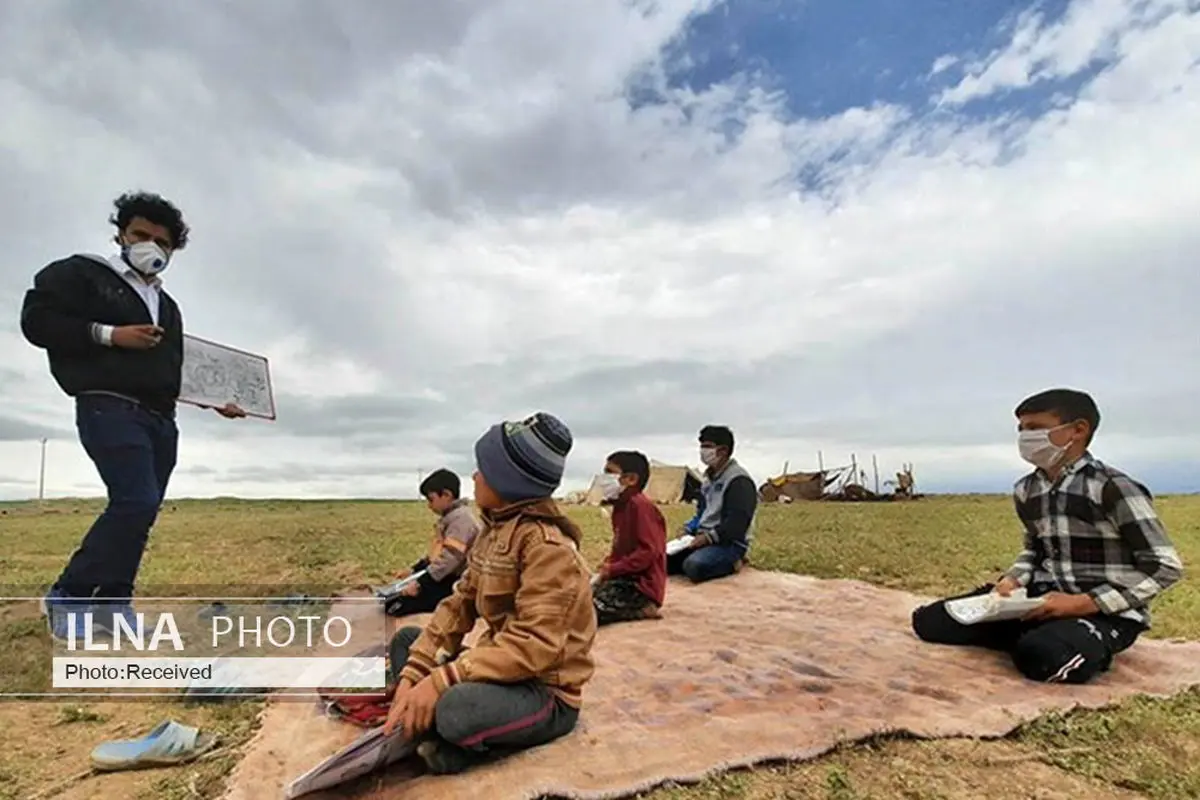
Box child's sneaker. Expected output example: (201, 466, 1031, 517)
(416, 739, 477, 775)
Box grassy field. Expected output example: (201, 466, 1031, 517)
(1, 494, 1198, 800)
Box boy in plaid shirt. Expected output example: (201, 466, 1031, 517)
(911, 388, 1183, 684)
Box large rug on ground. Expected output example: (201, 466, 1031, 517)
(222, 571, 1200, 800)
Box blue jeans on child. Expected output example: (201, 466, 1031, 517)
(53, 394, 178, 603)
(666, 542, 745, 583)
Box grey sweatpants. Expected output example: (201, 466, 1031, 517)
(388, 626, 579, 763)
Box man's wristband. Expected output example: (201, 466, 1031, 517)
(89, 323, 115, 347)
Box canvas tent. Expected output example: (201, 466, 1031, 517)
(582, 460, 703, 506)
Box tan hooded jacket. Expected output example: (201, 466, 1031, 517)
(399, 498, 597, 707)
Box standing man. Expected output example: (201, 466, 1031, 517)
(669, 425, 757, 583)
(20, 191, 244, 642)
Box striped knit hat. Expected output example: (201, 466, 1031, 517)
(474, 412, 573, 502)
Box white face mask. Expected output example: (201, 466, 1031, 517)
(123, 241, 170, 276)
(595, 473, 623, 500)
(699, 447, 720, 467)
(1017, 426, 1072, 471)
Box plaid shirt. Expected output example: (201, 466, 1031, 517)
(1003, 453, 1182, 628)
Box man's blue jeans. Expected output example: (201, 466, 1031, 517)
(667, 541, 745, 583)
(54, 395, 178, 602)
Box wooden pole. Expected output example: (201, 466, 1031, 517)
(817, 450, 824, 472)
(850, 453, 858, 485)
(38, 438, 47, 502)
(872, 454, 880, 495)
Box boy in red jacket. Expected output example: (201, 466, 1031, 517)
(592, 450, 668, 625)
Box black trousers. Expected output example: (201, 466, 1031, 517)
(911, 584, 1143, 684)
(57, 395, 178, 601)
(384, 575, 456, 618)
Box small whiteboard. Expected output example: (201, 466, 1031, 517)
(178, 334, 276, 420)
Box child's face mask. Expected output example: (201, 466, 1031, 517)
(1017, 424, 1072, 471)
(699, 446, 720, 467)
(596, 473, 623, 500)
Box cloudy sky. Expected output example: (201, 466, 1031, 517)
(1, 0, 1197, 501)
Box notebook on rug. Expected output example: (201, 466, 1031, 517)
(285, 724, 415, 799)
(945, 588, 1046, 625)
(665, 535, 695, 556)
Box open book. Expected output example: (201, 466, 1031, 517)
(945, 588, 1046, 625)
(285, 725, 416, 798)
(371, 569, 429, 603)
(665, 534, 695, 557)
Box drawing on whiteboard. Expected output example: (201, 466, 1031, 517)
(179, 335, 276, 419)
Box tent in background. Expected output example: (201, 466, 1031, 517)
(582, 460, 703, 505)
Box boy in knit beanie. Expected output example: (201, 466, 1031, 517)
(384, 412, 597, 775)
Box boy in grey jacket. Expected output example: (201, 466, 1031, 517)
(385, 469, 482, 618)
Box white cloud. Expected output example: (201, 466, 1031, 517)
(929, 54, 960, 76)
(0, 0, 1198, 502)
(936, 0, 1190, 106)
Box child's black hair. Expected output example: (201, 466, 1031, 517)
(1015, 388, 1101, 445)
(606, 450, 651, 491)
(419, 468, 460, 499)
(109, 191, 191, 250)
(698, 424, 735, 453)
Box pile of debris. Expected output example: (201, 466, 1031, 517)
(758, 470, 835, 503)
(758, 460, 921, 503)
(825, 462, 921, 502)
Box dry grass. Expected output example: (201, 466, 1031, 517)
(0, 494, 1198, 799)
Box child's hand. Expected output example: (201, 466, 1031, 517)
(993, 576, 1020, 597)
(401, 582, 421, 597)
(394, 568, 412, 579)
(1022, 592, 1099, 621)
(390, 677, 439, 740)
(383, 678, 414, 736)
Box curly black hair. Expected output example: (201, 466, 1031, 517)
(109, 191, 191, 250)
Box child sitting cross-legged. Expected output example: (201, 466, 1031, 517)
(383, 412, 597, 775)
(384, 468, 481, 618)
(911, 388, 1184, 684)
(591, 450, 667, 626)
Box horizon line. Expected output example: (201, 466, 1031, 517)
(3, 491, 1199, 504)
